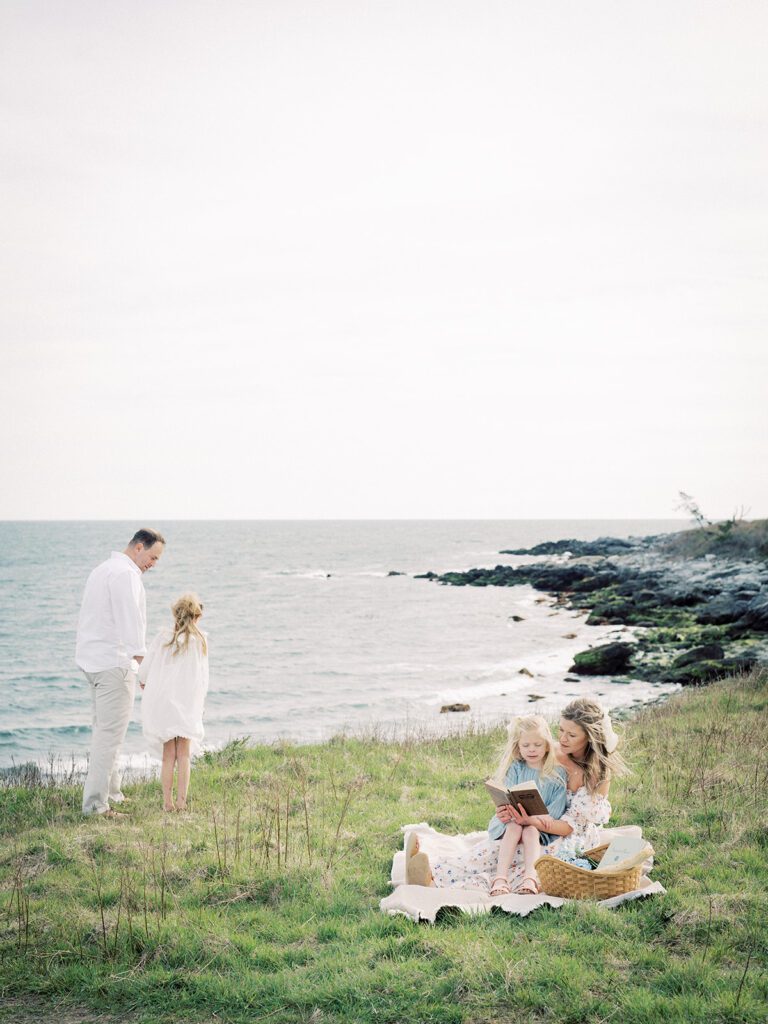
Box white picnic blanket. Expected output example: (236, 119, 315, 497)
(380, 822, 666, 923)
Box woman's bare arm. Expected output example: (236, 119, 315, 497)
(509, 805, 573, 836)
(532, 814, 573, 836)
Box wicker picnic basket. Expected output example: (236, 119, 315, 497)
(534, 842, 653, 901)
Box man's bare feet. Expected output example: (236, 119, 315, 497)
(163, 803, 175, 813)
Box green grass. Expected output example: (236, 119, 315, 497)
(1, 674, 767, 1023)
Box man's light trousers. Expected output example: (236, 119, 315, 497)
(82, 666, 136, 815)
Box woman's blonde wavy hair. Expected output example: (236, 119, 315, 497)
(164, 594, 207, 657)
(560, 697, 629, 793)
(493, 715, 562, 785)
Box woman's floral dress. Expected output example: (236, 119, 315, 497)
(430, 832, 526, 892)
(545, 786, 611, 862)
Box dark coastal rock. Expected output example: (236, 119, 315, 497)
(728, 652, 760, 671)
(733, 593, 768, 632)
(528, 564, 620, 593)
(387, 570, 405, 576)
(569, 642, 634, 675)
(530, 566, 591, 590)
(662, 652, 758, 686)
(414, 571, 439, 579)
(695, 595, 751, 625)
(428, 562, 623, 595)
(655, 585, 713, 608)
(500, 539, 577, 556)
(440, 703, 470, 713)
(417, 523, 768, 684)
(672, 644, 725, 668)
(569, 571, 623, 593)
(586, 600, 640, 626)
(500, 537, 640, 557)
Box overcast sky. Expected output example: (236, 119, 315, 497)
(1, 1, 766, 520)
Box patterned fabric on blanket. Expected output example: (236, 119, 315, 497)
(380, 822, 665, 923)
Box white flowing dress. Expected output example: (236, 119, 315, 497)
(139, 630, 209, 758)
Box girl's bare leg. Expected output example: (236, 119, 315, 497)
(494, 822, 523, 882)
(175, 738, 191, 810)
(518, 825, 542, 893)
(161, 739, 177, 811)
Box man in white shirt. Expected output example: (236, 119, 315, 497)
(76, 528, 166, 816)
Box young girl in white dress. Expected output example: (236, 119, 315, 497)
(139, 594, 209, 812)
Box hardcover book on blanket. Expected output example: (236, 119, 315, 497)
(379, 822, 666, 923)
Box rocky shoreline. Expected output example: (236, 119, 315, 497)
(416, 526, 768, 686)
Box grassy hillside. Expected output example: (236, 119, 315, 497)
(1, 672, 766, 1024)
(659, 519, 768, 560)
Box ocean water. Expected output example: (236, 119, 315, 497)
(0, 520, 684, 768)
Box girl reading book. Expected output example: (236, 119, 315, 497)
(405, 715, 569, 895)
(139, 594, 209, 812)
(484, 715, 569, 894)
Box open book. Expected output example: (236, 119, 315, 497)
(484, 778, 549, 817)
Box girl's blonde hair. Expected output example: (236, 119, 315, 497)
(164, 594, 207, 657)
(494, 715, 560, 783)
(560, 697, 629, 793)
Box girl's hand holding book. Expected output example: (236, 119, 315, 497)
(496, 804, 515, 823)
(510, 804, 547, 829)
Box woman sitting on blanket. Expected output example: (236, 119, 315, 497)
(405, 699, 627, 895)
(541, 696, 628, 864)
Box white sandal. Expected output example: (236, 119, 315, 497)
(489, 876, 512, 896)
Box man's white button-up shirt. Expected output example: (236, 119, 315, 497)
(76, 552, 148, 672)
